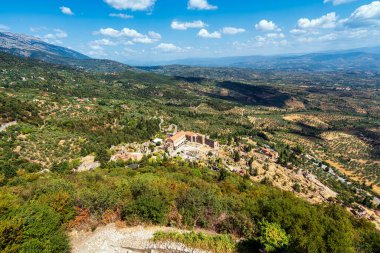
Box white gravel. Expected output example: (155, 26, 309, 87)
(70, 223, 210, 253)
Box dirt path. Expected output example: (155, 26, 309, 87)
(0, 121, 17, 132)
(70, 223, 209, 253)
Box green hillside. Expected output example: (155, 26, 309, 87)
(0, 52, 379, 252)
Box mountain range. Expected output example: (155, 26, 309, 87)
(0, 32, 132, 72)
(147, 49, 380, 71)
(1, 31, 380, 72)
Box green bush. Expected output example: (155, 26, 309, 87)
(258, 220, 290, 252)
(76, 187, 119, 216)
(178, 188, 224, 228)
(0, 203, 70, 253)
(122, 194, 169, 224)
(153, 231, 236, 253)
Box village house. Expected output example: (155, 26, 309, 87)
(165, 131, 219, 151)
(152, 138, 163, 145)
(259, 147, 279, 159)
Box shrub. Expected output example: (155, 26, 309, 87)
(216, 214, 255, 238)
(77, 187, 118, 217)
(293, 182, 301, 193)
(122, 194, 169, 224)
(258, 220, 290, 252)
(0, 203, 70, 253)
(0, 219, 23, 253)
(153, 231, 236, 253)
(177, 188, 224, 228)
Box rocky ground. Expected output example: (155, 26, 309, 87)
(70, 223, 210, 253)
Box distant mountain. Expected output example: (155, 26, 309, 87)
(150, 48, 380, 71)
(0, 32, 89, 60)
(0, 32, 132, 72)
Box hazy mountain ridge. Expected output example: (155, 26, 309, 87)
(0, 32, 133, 73)
(150, 49, 380, 71)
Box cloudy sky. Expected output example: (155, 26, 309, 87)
(1, 0, 380, 64)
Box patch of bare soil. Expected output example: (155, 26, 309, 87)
(70, 223, 210, 253)
(283, 114, 329, 129)
(285, 97, 305, 110)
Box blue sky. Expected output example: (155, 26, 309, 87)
(1, 0, 380, 64)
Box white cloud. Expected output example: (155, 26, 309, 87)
(171, 20, 206, 30)
(133, 37, 155, 44)
(324, 0, 357, 6)
(197, 28, 221, 39)
(123, 41, 135, 45)
(297, 12, 337, 29)
(342, 1, 380, 27)
(121, 28, 145, 38)
(188, 0, 217, 10)
(255, 36, 266, 42)
(0, 24, 10, 31)
(297, 33, 338, 43)
(222, 27, 246, 35)
(53, 29, 68, 38)
(30, 27, 47, 33)
(60, 6, 74, 15)
(43, 34, 55, 39)
(252, 35, 288, 48)
(104, 0, 156, 11)
(88, 50, 108, 57)
(95, 27, 160, 44)
(155, 43, 182, 52)
(255, 20, 280, 31)
(89, 39, 116, 50)
(237, 37, 289, 53)
(148, 31, 161, 40)
(87, 39, 119, 56)
(255, 33, 285, 41)
(345, 27, 380, 38)
(96, 28, 143, 38)
(290, 29, 308, 35)
(350, 1, 380, 19)
(42, 29, 68, 42)
(266, 33, 285, 39)
(109, 13, 134, 19)
(97, 28, 121, 37)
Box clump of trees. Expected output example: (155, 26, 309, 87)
(0, 93, 41, 124)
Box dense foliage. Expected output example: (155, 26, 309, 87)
(1, 161, 379, 253)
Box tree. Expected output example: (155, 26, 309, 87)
(361, 196, 374, 209)
(233, 151, 241, 162)
(293, 183, 301, 193)
(51, 162, 70, 173)
(218, 168, 229, 182)
(95, 147, 111, 167)
(249, 168, 258, 177)
(248, 158, 257, 176)
(258, 220, 290, 252)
